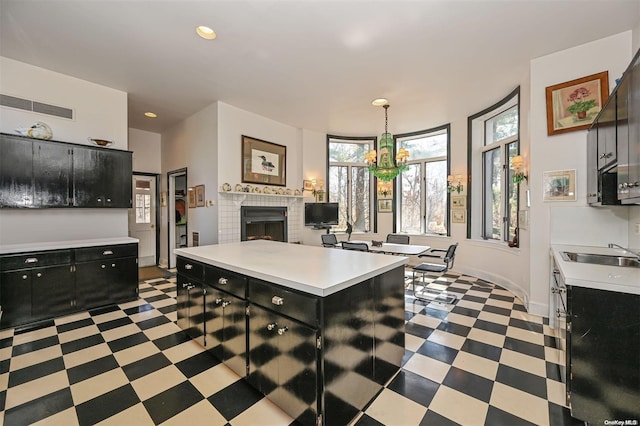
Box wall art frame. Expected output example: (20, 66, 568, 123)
(242, 135, 286, 186)
(451, 209, 465, 223)
(545, 71, 609, 136)
(451, 195, 466, 208)
(195, 184, 205, 207)
(377, 199, 392, 213)
(188, 187, 196, 208)
(543, 169, 576, 202)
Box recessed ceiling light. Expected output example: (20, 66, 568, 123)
(144, 112, 157, 118)
(371, 98, 389, 106)
(196, 26, 217, 40)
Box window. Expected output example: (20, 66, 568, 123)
(135, 178, 152, 224)
(469, 88, 520, 243)
(396, 125, 450, 235)
(328, 135, 375, 232)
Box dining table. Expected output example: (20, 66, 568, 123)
(340, 240, 431, 256)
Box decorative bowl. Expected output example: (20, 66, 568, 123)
(88, 137, 113, 147)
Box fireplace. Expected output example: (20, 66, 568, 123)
(241, 206, 288, 242)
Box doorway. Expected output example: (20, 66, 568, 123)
(168, 168, 188, 269)
(128, 173, 159, 267)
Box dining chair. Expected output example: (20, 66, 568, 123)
(386, 233, 410, 244)
(321, 233, 338, 247)
(341, 241, 369, 252)
(412, 243, 458, 303)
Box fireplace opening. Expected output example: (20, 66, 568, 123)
(241, 206, 288, 242)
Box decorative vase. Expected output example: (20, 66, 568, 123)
(577, 111, 587, 119)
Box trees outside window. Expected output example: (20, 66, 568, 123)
(327, 136, 374, 232)
(396, 125, 450, 235)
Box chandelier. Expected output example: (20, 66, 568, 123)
(365, 101, 409, 182)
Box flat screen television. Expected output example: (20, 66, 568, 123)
(304, 202, 339, 228)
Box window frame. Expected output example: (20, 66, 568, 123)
(326, 134, 377, 233)
(467, 87, 520, 243)
(393, 124, 451, 236)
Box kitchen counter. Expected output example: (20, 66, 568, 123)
(175, 239, 408, 296)
(551, 244, 639, 295)
(0, 237, 139, 254)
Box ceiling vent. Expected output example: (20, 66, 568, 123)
(0, 94, 74, 120)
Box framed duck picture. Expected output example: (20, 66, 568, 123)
(242, 135, 287, 186)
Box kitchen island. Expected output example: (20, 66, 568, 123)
(175, 240, 408, 425)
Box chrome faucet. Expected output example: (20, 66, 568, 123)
(608, 243, 640, 260)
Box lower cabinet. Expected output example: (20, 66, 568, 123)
(568, 285, 640, 424)
(177, 274, 205, 345)
(0, 243, 138, 329)
(247, 303, 318, 425)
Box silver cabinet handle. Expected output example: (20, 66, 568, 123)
(185, 264, 193, 270)
(218, 277, 228, 285)
(271, 296, 284, 306)
(215, 298, 223, 305)
(106, 198, 112, 202)
(267, 322, 277, 331)
(36, 272, 42, 278)
(277, 326, 288, 335)
(103, 250, 113, 255)
(25, 258, 38, 264)
(97, 198, 102, 202)
(22, 274, 28, 280)
(111, 263, 116, 268)
(183, 283, 189, 288)
(222, 300, 231, 308)
(101, 264, 106, 269)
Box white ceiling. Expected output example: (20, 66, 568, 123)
(1, 0, 639, 136)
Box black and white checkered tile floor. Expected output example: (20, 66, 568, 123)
(0, 270, 582, 425)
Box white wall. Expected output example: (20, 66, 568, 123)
(129, 128, 161, 174)
(0, 57, 129, 246)
(529, 31, 633, 316)
(159, 102, 219, 266)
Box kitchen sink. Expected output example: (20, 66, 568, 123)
(561, 251, 640, 268)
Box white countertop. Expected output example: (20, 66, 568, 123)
(0, 237, 139, 254)
(551, 244, 640, 295)
(175, 240, 408, 297)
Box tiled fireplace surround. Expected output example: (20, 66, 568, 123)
(218, 192, 303, 244)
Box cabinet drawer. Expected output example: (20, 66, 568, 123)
(205, 265, 247, 299)
(75, 243, 137, 262)
(1, 250, 72, 271)
(249, 278, 318, 327)
(177, 257, 204, 280)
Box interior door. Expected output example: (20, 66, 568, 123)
(129, 175, 157, 267)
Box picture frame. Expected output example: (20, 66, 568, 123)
(195, 184, 205, 207)
(377, 199, 392, 213)
(451, 195, 466, 208)
(451, 209, 465, 223)
(303, 180, 314, 191)
(188, 187, 196, 208)
(242, 135, 286, 186)
(545, 71, 609, 136)
(543, 169, 576, 202)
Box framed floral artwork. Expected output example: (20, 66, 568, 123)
(545, 71, 609, 136)
(543, 170, 576, 202)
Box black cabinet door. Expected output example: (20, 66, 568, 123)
(597, 95, 616, 170)
(33, 141, 71, 207)
(0, 135, 33, 207)
(75, 260, 111, 309)
(108, 256, 138, 304)
(72, 147, 132, 207)
(31, 265, 74, 320)
(0, 270, 32, 327)
(248, 304, 317, 424)
(627, 52, 640, 200)
(176, 274, 204, 344)
(204, 284, 225, 359)
(616, 74, 630, 200)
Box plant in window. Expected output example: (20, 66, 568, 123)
(566, 87, 596, 119)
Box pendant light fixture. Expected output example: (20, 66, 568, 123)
(365, 100, 409, 182)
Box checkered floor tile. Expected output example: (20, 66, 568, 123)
(0, 269, 581, 425)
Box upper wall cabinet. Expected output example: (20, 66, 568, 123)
(621, 50, 640, 202)
(0, 133, 132, 208)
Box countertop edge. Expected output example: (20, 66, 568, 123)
(551, 244, 639, 295)
(0, 237, 139, 254)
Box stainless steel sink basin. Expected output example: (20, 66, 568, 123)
(561, 251, 640, 268)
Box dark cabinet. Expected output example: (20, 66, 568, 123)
(177, 258, 206, 345)
(596, 95, 616, 170)
(247, 303, 318, 425)
(0, 249, 73, 328)
(567, 286, 640, 424)
(0, 133, 132, 208)
(0, 243, 138, 329)
(72, 146, 132, 207)
(623, 50, 640, 201)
